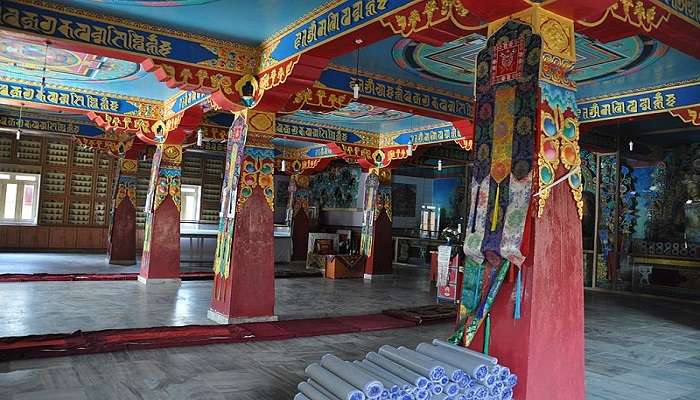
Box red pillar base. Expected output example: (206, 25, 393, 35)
(292, 210, 310, 262)
(108, 200, 136, 265)
(209, 190, 275, 323)
(364, 210, 394, 278)
(139, 197, 181, 283)
(469, 183, 585, 400)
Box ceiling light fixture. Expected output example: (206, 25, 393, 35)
(353, 45, 361, 100)
(16, 103, 23, 140)
(628, 140, 634, 152)
(39, 42, 49, 96)
(196, 127, 203, 147)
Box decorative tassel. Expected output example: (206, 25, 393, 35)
(514, 267, 522, 320)
(490, 184, 500, 231)
(483, 313, 491, 355)
(470, 184, 480, 233)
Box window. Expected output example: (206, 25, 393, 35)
(420, 205, 440, 239)
(180, 184, 201, 222)
(0, 172, 40, 225)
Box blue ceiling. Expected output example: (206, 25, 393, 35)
(0, 31, 178, 100)
(332, 33, 700, 102)
(54, 0, 332, 45)
(280, 102, 451, 135)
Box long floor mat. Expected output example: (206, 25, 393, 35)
(0, 270, 322, 282)
(0, 313, 436, 361)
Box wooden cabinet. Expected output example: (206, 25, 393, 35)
(0, 226, 108, 250)
(324, 255, 366, 279)
(48, 227, 77, 249)
(0, 225, 20, 248)
(76, 227, 107, 249)
(19, 226, 49, 248)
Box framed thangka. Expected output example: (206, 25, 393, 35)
(392, 183, 417, 218)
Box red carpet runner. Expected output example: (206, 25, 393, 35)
(0, 270, 322, 282)
(0, 314, 432, 361)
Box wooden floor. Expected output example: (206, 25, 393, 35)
(0, 291, 699, 399)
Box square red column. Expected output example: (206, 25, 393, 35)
(208, 112, 277, 324)
(139, 144, 183, 284)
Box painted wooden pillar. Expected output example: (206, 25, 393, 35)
(108, 154, 139, 265)
(209, 111, 277, 324)
(138, 144, 183, 284)
(361, 168, 393, 278)
(290, 174, 311, 261)
(460, 10, 584, 400)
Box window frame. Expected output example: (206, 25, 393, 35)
(419, 205, 440, 239)
(0, 172, 41, 225)
(180, 184, 202, 222)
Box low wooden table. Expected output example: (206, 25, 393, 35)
(324, 254, 366, 279)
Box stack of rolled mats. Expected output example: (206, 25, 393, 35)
(294, 339, 517, 400)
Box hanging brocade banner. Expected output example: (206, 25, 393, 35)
(213, 113, 249, 281)
(464, 20, 540, 268)
(456, 21, 542, 345)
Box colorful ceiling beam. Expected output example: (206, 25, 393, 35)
(0, 76, 160, 117)
(319, 65, 473, 121)
(0, 110, 103, 136)
(275, 117, 376, 146)
(576, 0, 700, 59)
(577, 81, 700, 124)
(0, 0, 257, 74)
(669, 105, 700, 126)
(256, 0, 419, 111)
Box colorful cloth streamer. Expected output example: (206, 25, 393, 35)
(514, 267, 522, 320)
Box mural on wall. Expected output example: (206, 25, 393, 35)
(309, 165, 360, 209)
(392, 183, 417, 218)
(580, 149, 597, 251)
(640, 144, 700, 247)
(275, 178, 290, 211)
(433, 177, 462, 231)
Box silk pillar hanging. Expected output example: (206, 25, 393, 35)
(213, 114, 248, 285)
(360, 172, 380, 257)
(457, 21, 541, 345)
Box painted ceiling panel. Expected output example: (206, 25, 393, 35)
(0, 32, 179, 100)
(281, 102, 451, 134)
(271, 137, 313, 148)
(332, 33, 700, 102)
(54, 0, 333, 45)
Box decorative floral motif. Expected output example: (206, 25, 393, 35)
(237, 148, 275, 212)
(115, 157, 138, 208)
(115, 175, 137, 208)
(153, 167, 181, 211)
(537, 81, 582, 218)
(292, 175, 310, 216)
